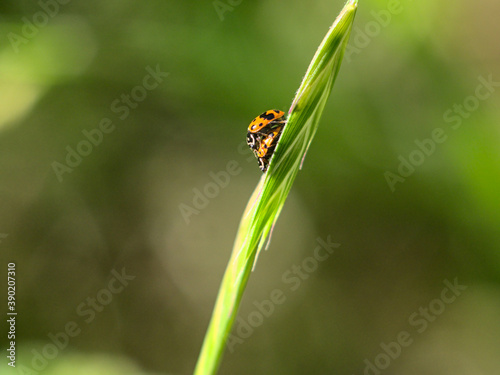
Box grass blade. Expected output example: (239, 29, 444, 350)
(194, 1, 357, 374)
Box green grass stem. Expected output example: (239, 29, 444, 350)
(193, 2, 357, 374)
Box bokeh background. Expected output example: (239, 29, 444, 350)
(1, 0, 500, 374)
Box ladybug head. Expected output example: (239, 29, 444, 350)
(246, 132, 260, 149)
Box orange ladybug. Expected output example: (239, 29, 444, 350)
(246, 109, 286, 172)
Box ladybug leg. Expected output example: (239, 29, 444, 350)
(258, 157, 269, 172)
(272, 120, 287, 125)
(246, 132, 258, 149)
(266, 119, 286, 131)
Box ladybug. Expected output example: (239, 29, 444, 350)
(246, 109, 286, 172)
(256, 126, 283, 158)
(247, 109, 286, 139)
(255, 125, 284, 172)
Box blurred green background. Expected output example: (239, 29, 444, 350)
(1, 0, 500, 374)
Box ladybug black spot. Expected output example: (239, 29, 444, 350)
(262, 112, 276, 121)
